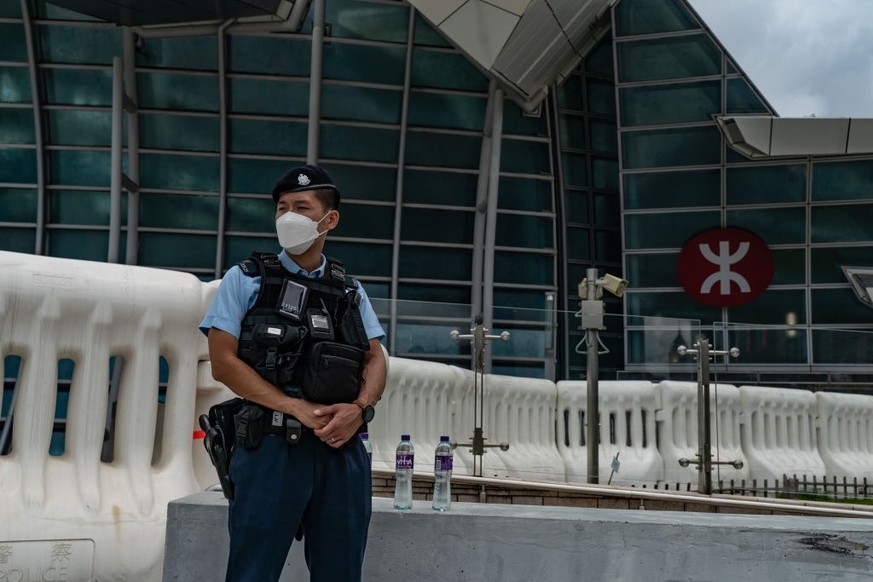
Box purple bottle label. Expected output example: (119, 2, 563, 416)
(435, 456, 453, 471)
(396, 453, 414, 470)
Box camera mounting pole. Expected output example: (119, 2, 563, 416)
(676, 338, 741, 494)
(576, 268, 627, 484)
(450, 314, 510, 477)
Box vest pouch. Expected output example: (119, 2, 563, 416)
(234, 404, 265, 449)
(337, 292, 370, 351)
(303, 341, 365, 405)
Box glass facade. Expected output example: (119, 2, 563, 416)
(615, 0, 873, 375)
(1, 0, 872, 383)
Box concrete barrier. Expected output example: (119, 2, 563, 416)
(164, 492, 873, 582)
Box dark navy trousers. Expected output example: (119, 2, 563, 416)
(225, 430, 372, 582)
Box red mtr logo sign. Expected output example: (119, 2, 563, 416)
(677, 227, 774, 307)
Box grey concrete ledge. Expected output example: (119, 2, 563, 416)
(165, 492, 873, 581)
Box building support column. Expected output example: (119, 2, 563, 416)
(388, 7, 416, 355)
(20, 0, 46, 254)
(306, 0, 325, 163)
(471, 80, 503, 374)
(214, 20, 233, 277)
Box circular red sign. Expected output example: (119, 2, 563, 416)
(677, 227, 774, 307)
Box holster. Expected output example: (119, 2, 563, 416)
(200, 397, 245, 501)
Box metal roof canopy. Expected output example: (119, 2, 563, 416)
(408, 0, 614, 111)
(717, 115, 873, 159)
(46, 0, 288, 26)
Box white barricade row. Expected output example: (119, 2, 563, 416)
(816, 392, 873, 481)
(739, 385, 826, 482)
(486, 374, 564, 482)
(557, 381, 663, 485)
(657, 381, 749, 487)
(0, 251, 203, 581)
(9, 252, 873, 581)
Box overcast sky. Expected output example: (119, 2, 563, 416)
(686, 0, 873, 118)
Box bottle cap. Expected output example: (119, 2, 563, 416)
(440, 435, 450, 442)
(360, 432, 368, 439)
(401, 434, 410, 440)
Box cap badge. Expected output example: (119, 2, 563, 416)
(297, 174, 311, 186)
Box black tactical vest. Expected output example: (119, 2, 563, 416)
(236, 251, 370, 404)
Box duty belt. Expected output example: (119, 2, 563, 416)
(253, 403, 309, 444)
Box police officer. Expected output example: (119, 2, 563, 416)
(199, 164, 387, 582)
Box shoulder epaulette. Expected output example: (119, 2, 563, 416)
(238, 251, 281, 277)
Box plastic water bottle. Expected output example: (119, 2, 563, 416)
(359, 432, 372, 466)
(393, 434, 414, 510)
(432, 436, 453, 511)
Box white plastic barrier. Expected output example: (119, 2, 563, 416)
(368, 357, 480, 476)
(657, 381, 748, 487)
(557, 381, 663, 485)
(0, 251, 203, 581)
(446, 366, 512, 479)
(739, 385, 826, 482)
(487, 374, 565, 482)
(816, 392, 873, 481)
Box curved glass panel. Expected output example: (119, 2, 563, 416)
(624, 210, 720, 249)
(0, 108, 35, 144)
(401, 208, 474, 244)
(38, 25, 120, 64)
(624, 169, 720, 209)
(229, 77, 309, 116)
(0, 66, 31, 103)
(620, 80, 720, 126)
(812, 160, 873, 202)
(135, 36, 217, 70)
(726, 207, 806, 245)
(228, 36, 311, 75)
(0, 188, 37, 222)
(141, 114, 219, 152)
(811, 247, 873, 284)
(811, 289, 873, 325)
(50, 150, 110, 186)
(43, 68, 111, 105)
(617, 34, 720, 83)
(726, 78, 770, 114)
(614, 0, 700, 37)
(727, 164, 807, 205)
(622, 126, 721, 169)
(811, 204, 873, 243)
(49, 190, 116, 225)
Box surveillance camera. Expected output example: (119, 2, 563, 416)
(577, 278, 603, 300)
(599, 273, 628, 298)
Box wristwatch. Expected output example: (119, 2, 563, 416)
(355, 400, 375, 423)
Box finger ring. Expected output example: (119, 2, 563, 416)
(331, 437, 336, 443)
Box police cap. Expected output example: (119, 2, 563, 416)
(271, 164, 340, 207)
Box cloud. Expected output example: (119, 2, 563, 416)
(687, 0, 873, 117)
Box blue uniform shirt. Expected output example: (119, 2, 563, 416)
(199, 251, 385, 341)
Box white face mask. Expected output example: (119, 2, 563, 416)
(276, 211, 329, 255)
